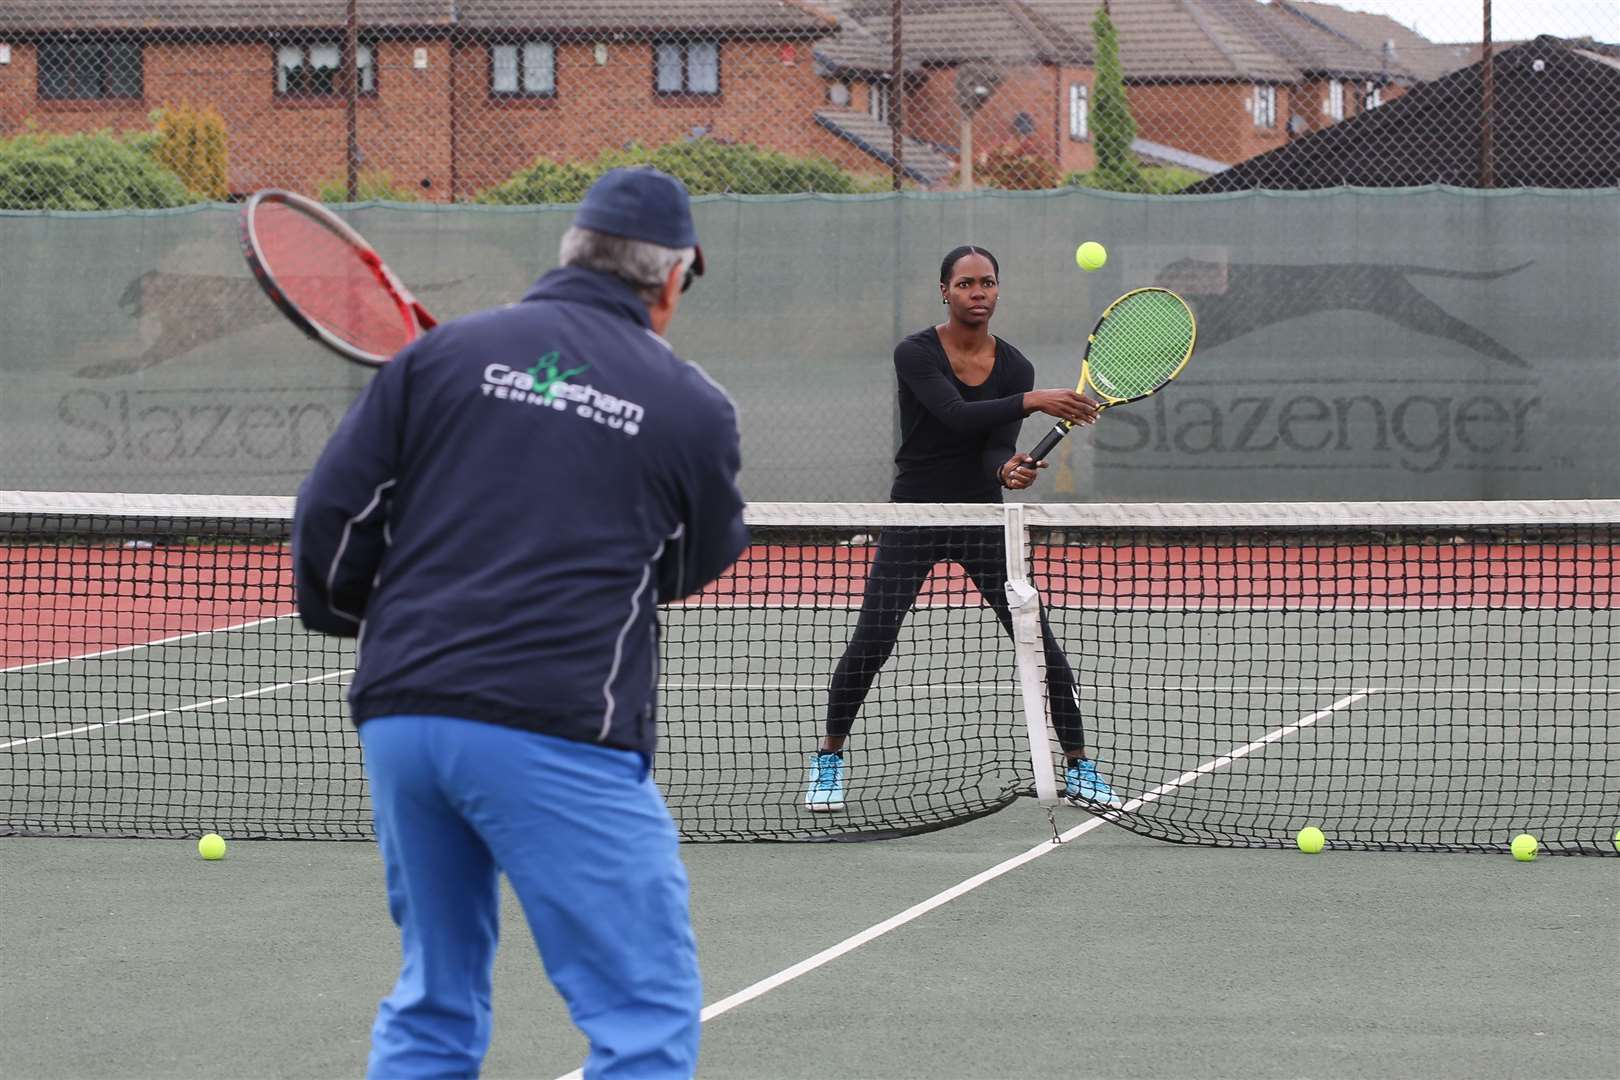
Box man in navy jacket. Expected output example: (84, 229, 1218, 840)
(293, 167, 746, 1080)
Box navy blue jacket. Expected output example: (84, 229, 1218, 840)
(292, 267, 747, 756)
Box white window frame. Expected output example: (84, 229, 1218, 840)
(867, 78, 889, 123)
(1068, 82, 1089, 141)
(491, 41, 555, 98)
(1327, 78, 1344, 121)
(1365, 81, 1383, 109)
(276, 42, 374, 97)
(655, 40, 720, 96)
(1252, 84, 1277, 129)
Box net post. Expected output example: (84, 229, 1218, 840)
(1002, 504, 1058, 806)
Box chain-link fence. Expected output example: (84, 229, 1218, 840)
(1, 2, 1616, 502)
(0, 2, 1614, 204)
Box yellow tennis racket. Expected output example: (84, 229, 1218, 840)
(1026, 286, 1197, 462)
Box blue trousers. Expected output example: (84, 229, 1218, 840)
(359, 715, 701, 1080)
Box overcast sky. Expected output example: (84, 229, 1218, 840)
(1293, 0, 1619, 44)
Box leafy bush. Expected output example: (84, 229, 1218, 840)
(478, 157, 598, 204)
(972, 141, 1062, 190)
(1065, 165, 1204, 194)
(318, 168, 423, 203)
(0, 129, 197, 210)
(480, 138, 861, 203)
(150, 104, 229, 199)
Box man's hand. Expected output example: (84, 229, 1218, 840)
(1023, 389, 1099, 424)
(998, 453, 1047, 491)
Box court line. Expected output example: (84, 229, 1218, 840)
(550, 689, 1372, 1080)
(0, 612, 300, 675)
(662, 681, 1611, 695)
(0, 669, 352, 751)
(677, 600, 1606, 612)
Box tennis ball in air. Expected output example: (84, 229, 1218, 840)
(198, 833, 227, 861)
(1296, 826, 1326, 854)
(1075, 241, 1107, 271)
(1510, 833, 1539, 861)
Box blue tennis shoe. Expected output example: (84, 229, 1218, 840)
(1064, 758, 1122, 808)
(804, 751, 846, 812)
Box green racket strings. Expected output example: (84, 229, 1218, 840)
(1086, 290, 1195, 401)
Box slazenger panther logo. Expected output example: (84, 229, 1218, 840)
(482, 352, 645, 436)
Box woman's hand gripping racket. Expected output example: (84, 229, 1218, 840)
(240, 189, 435, 368)
(1024, 286, 1197, 463)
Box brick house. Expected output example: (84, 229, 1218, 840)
(1274, 0, 1475, 84)
(811, 0, 1094, 185)
(0, 0, 864, 198)
(0, 0, 1441, 198)
(1013, 0, 1426, 168)
(0, 0, 1100, 195)
(1182, 36, 1620, 191)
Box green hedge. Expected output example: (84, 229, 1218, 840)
(1065, 165, 1204, 194)
(0, 129, 198, 210)
(318, 168, 423, 203)
(479, 138, 862, 203)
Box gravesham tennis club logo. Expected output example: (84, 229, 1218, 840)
(482, 351, 645, 436)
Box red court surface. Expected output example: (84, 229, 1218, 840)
(1, 544, 295, 668)
(697, 542, 1618, 609)
(6, 539, 1613, 669)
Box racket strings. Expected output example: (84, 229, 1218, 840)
(252, 201, 416, 358)
(1087, 291, 1195, 400)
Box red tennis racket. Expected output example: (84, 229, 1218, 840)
(239, 189, 436, 368)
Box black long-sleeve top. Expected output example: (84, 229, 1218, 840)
(889, 327, 1032, 503)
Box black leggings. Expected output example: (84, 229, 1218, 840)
(825, 525, 1087, 756)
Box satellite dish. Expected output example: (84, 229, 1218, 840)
(954, 64, 1001, 114)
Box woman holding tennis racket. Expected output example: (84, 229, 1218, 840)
(805, 245, 1123, 813)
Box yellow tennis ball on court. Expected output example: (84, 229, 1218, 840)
(1075, 241, 1107, 271)
(198, 833, 227, 861)
(1613, 828, 1619, 852)
(1510, 833, 1538, 861)
(1296, 826, 1325, 854)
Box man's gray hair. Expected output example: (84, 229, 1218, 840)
(558, 226, 695, 306)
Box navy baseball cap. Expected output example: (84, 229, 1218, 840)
(574, 167, 705, 285)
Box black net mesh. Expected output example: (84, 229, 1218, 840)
(4, 492, 1615, 853)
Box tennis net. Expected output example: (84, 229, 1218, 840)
(2, 491, 1616, 854)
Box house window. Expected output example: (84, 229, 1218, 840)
(492, 42, 555, 97)
(1364, 82, 1382, 109)
(39, 39, 142, 99)
(867, 79, 889, 123)
(1068, 82, 1089, 140)
(276, 43, 375, 97)
(655, 41, 719, 95)
(1327, 79, 1345, 121)
(1252, 84, 1277, 129)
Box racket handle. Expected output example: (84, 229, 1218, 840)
(1025, 422, 1072, 464)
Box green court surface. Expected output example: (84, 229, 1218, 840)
(2, 801, 1616, 1079)
(5, 577, 1617, 1076)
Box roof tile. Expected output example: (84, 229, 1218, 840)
(0, 0, 832, 33)
(815, 0, 1090, 73)
(1277, 0, 1468, 81)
